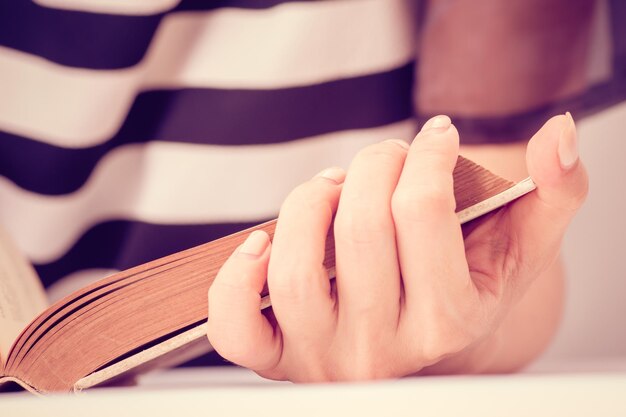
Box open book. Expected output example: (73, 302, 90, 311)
(0, 157, 536, 394)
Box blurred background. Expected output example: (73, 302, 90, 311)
(1, 0, 624, 370)
(536, 101, 626, 365)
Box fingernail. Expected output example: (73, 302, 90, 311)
(421, 115, 451, 133)
(558, 112, 579, 170)
(314, 167, 346, 184)
(239, 230, 269, 257)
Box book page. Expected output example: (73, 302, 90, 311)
(0, 227, 48, 365)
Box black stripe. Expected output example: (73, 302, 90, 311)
(610, 0, 626, 77)
(0, 2, 163, 70)
(35, 220, 264, 288)
(0, 0, 314, 69)
(418, 75, 626, 144)
(0, 63, 414, 195)
(174, 0, 313, 12)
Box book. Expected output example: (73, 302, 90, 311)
(0, 156, 536, 394)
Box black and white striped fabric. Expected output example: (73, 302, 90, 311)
(1, 0, 624, 302)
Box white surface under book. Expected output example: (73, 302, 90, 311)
(2, 360, 626, 417)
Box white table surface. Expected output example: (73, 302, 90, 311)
(2, 359, 626, 417)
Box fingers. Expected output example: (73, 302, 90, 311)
(394, 117, 471, 309)
(508, 113, 589, 277)
(391, 117, 474, 360)
(332, 139, 408, 336)
(267, 168, 344, 360)
(208, 114, 588, 382)
(207, 230, 282, 372)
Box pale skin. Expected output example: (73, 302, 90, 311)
(206, 114, 589, 381)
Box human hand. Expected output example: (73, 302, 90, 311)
(207, 114, 588, 381)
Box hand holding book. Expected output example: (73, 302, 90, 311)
(207, 114, 588, 381)
(0, 114, 586, 393)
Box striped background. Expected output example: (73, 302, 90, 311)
(1, 0, 624, 317)
(0, 0, 421, 300)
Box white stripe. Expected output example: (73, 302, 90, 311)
(142, 1, 417, 90)
(0, 0, 417, 148)
(0, 47, 138, 148)
(0, 120, 417, 264)
(33, 0, 179, 15)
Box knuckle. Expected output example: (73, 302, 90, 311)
(208, 276, 246, 302)
(281, 183, 333, 218)
(410, 315, 476, 365)
(208, 328, 257, 365)
(391, 182, 455, 223)
(206, 315, 254, 366)
(354, 141, 406, 167)
(418, 327, 457, 364)
(334, 205, 391, 244)
(537, 166, 590, 215)
(390, 190, 417, 219)
(268, 270, 317, 305)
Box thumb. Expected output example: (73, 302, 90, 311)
(507, 113, 589, 273)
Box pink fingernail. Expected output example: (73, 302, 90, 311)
(239, 230, 269, 257)
(421, 115, 451, 133)
(558, 112, 579, 170)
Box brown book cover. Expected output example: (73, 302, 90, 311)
(0, 157, 535, 394)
